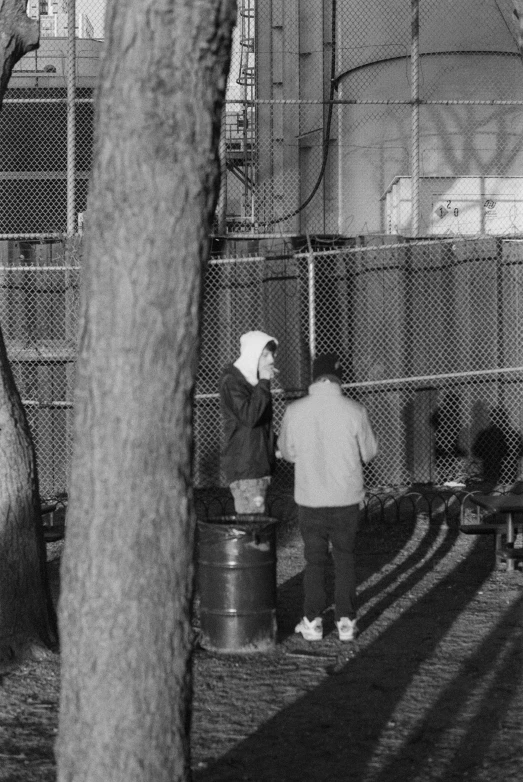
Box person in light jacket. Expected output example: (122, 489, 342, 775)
(278, 353, 378, 642)
(219, 330, 278, 514)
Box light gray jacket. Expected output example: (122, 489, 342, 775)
(278, 381, 378, 507)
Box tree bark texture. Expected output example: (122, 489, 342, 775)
(0, 1, 57, 665)
(57, 2, 236, 781)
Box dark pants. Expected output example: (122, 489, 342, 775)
(298, 504, 360, 621)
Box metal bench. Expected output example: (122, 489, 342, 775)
(459, 492, 523, 570)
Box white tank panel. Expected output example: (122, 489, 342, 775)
(338, 52, 523, 235)
(337, 0, 515, 71)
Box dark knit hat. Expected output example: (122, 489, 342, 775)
(312, 353, 343, 383)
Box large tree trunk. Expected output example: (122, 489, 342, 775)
(57, 1, 236, 780)
(0, 1, 57, 664)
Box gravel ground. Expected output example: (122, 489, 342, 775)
(1, 502, 522, 782)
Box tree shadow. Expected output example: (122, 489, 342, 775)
(277, 509, 454, 643)
(368, 594, 523, 782)
(193, 523, 517, 782)
(277, 496, 424, 643)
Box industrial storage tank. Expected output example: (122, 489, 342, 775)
(336, 0, 523, 236)
(250, 2, 523, 488)
(254, 1, 523, 237)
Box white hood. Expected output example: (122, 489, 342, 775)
(233, 330, 278, 386)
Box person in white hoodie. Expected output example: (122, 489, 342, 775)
(219, 330, 278, 514)
(278, 353, 378, 642)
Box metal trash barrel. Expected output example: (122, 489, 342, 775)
(197, 515, 278, 653)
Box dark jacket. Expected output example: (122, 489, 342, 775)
(219, 364, 276, 483)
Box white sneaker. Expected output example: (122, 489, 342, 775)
(295, 616, 323, 641)
(336, 617, 357, 642)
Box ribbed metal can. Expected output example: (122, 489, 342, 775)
(196, 515, 278, 653)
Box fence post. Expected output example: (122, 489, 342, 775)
(215, 108, 227, 234)
(67, 0, 77, 236)
(411, 0, 420, 238)
(411, 386, 437, 486)
(306, 234, 316, 363)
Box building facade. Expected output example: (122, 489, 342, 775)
(27, 0, 95, 40)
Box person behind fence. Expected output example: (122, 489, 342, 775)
(219, 330, 279, 514)
(472, 406, 523, 487)
(277, 353, 378, 642)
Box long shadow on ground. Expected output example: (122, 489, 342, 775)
(368, 593, 523, 782)
(277, 497, 457, 643)
(193, 518, 519, 782)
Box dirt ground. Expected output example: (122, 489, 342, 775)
(1, 500, 522, 782)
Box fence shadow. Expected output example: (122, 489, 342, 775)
(192, 515, 517, 782)
(276, 497, 422, 643)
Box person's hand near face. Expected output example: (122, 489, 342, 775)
(258, 346, 276, 381)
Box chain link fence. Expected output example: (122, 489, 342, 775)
(2, 235, 521, 498)
(0, 239, 80, 498)
(207, 0, 523, 494)
(197, 237, 523, 492)
(1, 1, 523, 497)
(4, 1, 104, 237)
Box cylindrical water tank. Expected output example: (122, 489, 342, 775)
(335, 0, 523, 235)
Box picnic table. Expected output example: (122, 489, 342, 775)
(459, 493, 523, 571)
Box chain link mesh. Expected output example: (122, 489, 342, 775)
(221, 0, 523, 236)
(198, 239, 523, 491)
(4, 2, 104, 236)
(2, 2, 523, 496)
(0, 239, 80, 498)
